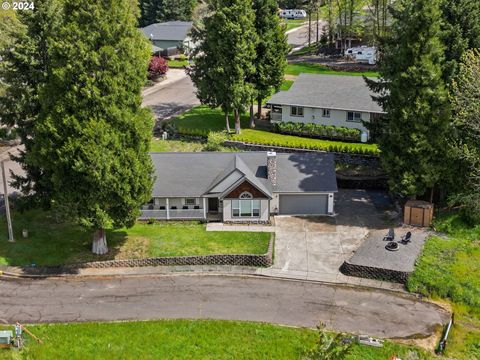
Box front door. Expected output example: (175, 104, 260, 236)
(208, 198, 218, 212)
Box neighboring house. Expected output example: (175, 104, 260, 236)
(140, 152, 337, 222)
(141, 21, 194, 54)
(266, 74, 384, 140)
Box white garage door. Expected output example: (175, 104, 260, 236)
(279, 194, 329, 215)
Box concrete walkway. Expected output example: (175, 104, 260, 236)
(206, 223, 275, 232)
(0, 275, 449, 338)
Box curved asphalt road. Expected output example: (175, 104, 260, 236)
(0, 275, 448, 338)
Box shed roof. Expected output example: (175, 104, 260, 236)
(267, 73, 384, 113)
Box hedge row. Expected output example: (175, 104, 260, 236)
(273, 122, 361, 142)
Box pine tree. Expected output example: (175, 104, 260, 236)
(365, 0, 450, 198)
(25, 0, 154, 254)
(0, 0, 62, 206)
(139, 0, 197, 27)
(250, 0, 289, 127)
(189, 0, 257, 134)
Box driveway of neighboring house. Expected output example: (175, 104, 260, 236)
(259, 189, 401, 289)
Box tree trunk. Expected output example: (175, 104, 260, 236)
(249, 104, 255, 128)
(257, 97, 262, 120)
(225, 111, 230, 133)
(234, 109, 241, 134)
(92, 228, 108, 255)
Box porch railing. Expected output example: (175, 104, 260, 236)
(139, 208, 205, 220)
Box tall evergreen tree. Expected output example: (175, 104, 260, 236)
(0, 0, 62, 205)
(440, 0, 480, 82)
(250, 0, 289, 127)
(25, 0, 154, 254)
(139, 0, 197, 27)
(366, 0, 450, 198)
(189, 0, 257, 134)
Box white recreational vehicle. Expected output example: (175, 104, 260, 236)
(279, 9, 307, 20)
(345, 46, 377, 65)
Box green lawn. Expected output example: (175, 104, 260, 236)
(0, 320, 434, 360)
(0, 210, 270, 266)
(150, 138, 205, 152)
(286, 62, 379, 77)
(170, 106, 379, 155)
(280, 79, 294, 91)
(408, 211, 480, 359)
(168, 59, 189, 68)
(284, 19, 305, 32)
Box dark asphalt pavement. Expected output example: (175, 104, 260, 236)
(0, 275, 449, 338)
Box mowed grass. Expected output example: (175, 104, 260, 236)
(408, 211, 480, 359)
(170, 106, 379, 155)
(283, 19, 305, 31)
(285, 62, 379, 77)
(150, 138, 205, 152)
(0, 210, 270, 266)
(0, 320, 434, 360)
(279, 79, 294, 91)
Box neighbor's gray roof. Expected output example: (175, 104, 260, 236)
(141, 21, 193, 41)
(267, 73, 384, 113)
(149, 152, 337, 197)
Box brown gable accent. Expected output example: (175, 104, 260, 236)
(224, 180, 268, 199)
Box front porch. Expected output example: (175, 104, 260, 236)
(139, 197, 221, 221)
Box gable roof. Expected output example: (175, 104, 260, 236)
(149, 152, 337, 198)
(141, 21, 193, 42)
(267, 73, 384, 114)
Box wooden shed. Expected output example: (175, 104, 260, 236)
(404, 200, 434, 227)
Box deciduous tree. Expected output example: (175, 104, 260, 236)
(139, 0, 197, 27)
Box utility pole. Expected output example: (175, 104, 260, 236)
(1, 159, 14, 242)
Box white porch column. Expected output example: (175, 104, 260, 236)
(203, 198, 207, 219)
(328, 193, 334, 214)
(166, 198, 170, 220)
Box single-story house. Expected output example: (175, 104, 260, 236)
(141, 21, 194, 54)
(140, 151, 338, 222)
(266, 74, 385, 140)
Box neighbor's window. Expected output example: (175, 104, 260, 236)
(347, 111, 362, 122)
(291, 106, 304, 117)
(322, 109, 330, 118)
(185, 198, 196, 205)
(232, 199, 261, 217)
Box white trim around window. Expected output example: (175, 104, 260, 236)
(347, 111, 362, 122)
(290, 106, 304, 117)
(232, 199, 261, 218)
(184, 197, 197, 205)
(322, 108, 330, 118)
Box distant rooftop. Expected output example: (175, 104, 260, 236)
(267, 73, 384, 114)
(141, 21, 193, 41)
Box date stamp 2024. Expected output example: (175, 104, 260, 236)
(2, 1, 35, 10)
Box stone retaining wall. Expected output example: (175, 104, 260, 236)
(17, 235, 274, 275)
(223, 140, 380, 167)
(340, 261, 410, 284)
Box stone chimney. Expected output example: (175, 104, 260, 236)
(267, 151, 277, 188)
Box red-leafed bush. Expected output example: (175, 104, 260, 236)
(148, 56, 169, 79)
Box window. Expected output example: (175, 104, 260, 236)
(347, 111, 362, 122)
(232, 199, 261, 218)
(239, 192, 252, 199)
(322, 109, 330, 118)
(185, 198, 196, 205)
(291, 106, 304, 117)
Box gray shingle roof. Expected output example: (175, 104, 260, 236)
(141, 21, 193, 41)
(149, 152, 337, 197)
(267, 73, 384, 113)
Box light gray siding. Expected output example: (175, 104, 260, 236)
(279, 194, 328, 215)
(222, 199, 269, 222)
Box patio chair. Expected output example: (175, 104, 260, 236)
(383, 228, 395, 241)
(194, 206, 200, 209)
(182, 206, 188, 210)
(400, 231, 412, 244)
(171, 206, 177, 210)
(159, 206, 165, 210)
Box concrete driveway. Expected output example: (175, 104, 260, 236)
(262, 189, 401, 289)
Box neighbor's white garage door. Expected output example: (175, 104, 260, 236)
(279, 194, 328, 215)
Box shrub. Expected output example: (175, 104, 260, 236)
(205, 132, 227, 151)
(148, 56, 169, 79)
(274, 122, 361, 142)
